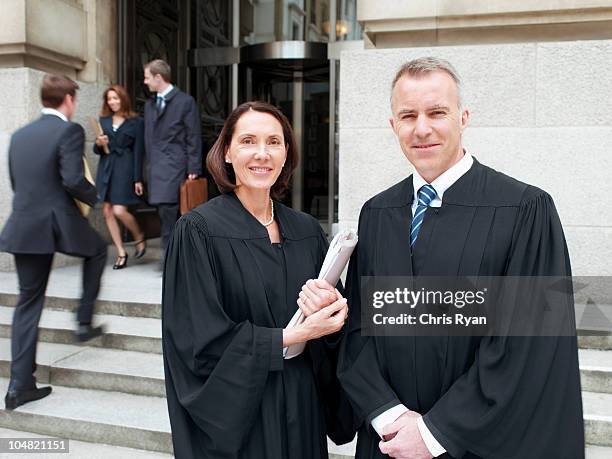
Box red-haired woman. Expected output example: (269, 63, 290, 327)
(94, 85, 146, 269)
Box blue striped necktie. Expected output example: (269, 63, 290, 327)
(411, 184, 437, 247)
(156, 95, 164, 112)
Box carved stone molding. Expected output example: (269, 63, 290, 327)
(0, 0, 87, 74)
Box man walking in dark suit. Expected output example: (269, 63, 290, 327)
(0, 74, 107, 410)
(143, 59, 202, 264)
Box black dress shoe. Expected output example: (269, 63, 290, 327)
(75, 324, 105, 342)
(134, 239, 147, 259)
(5, 386, 52, 410)
(113, 253, 128, 270)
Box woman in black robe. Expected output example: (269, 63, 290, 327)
(162, 101, 354, 458)
(93, 84, 146, 269)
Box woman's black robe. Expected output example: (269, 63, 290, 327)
(338, 159, 584, 458)
(162, 193, 354, 458)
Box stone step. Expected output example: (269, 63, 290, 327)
(0, 306, 162, 354)
(0, 427, 173, 458)
(329, 437, 356, 459)
(576, 302, 612, 336)
(0, 292, 161, 319)
(0, 246, 164, 320)
(583, 391, 612, 447)
(580, 349, 612, 394)
(327, 415, 612, 457)
(0, 294, 607, 333)
(580, 335, 612, 351)
(0, 378, 354, 458)
(0, 339, 165, 397)
(587, 445, 612, 458)
(328, 445, 612, 459)
(0, 377, 609, 455)
(0, 378, 172, 454)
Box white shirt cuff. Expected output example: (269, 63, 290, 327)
(370, 404, 409, 438)
(416, 416, 447, 457)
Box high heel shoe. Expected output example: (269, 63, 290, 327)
(134, 238, 147, 259)
(113, 253, 128, 270)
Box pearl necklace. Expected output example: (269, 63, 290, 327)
(262, 198, 274, 227)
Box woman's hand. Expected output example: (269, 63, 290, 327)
(297, 279, 337, 317)
(134, 182, 144, 196)
(95, 135, 109, 150)
(302, 294, 348, 339)
(283, 294, 348, 346)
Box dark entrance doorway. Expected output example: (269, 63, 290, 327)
(240, 46, 330, 219)
(118, 1, 336, 226)
(117, 0, 188, 113)
(239, 41, 330, 221)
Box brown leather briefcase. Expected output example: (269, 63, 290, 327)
(180, 177, 208, 215)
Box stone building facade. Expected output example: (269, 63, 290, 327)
(0, 0, 116, 270)
(1, 0, 611, 277)
(338, 0, 612, 277)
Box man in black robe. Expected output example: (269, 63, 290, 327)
(337, 57, 584, 458)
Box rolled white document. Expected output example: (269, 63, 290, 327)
(283, 228, 358, 359)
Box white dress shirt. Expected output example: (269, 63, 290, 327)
(371, 151, 474, 457)
(156, 84, 174, 111)
(41, 107, 68, 122)
(411, 151, 473, 215)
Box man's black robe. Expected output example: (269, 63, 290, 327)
(162, 193, 353, 459)
(338, 159, 584, 458)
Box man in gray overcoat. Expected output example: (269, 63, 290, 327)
(143, 59, 202, 263)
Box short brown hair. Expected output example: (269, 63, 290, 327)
(100, 84, 137, 118)
(144, 59, 171, 83)
(207, 101, 299, 200)
(40, 74, 79, 108)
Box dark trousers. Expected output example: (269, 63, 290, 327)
(9, 244, 107, 391)
(158, 203, 180, 254)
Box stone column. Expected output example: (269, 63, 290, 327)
(0, 0, 117, 271)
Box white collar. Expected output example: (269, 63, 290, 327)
(412, 151, 473, 206)
(158, 84, 174, 98)
(41, 108, 68, 122)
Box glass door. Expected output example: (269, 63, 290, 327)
(241, 62, 330, 221)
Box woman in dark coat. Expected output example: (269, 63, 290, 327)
(93, 85, 146, 269)
(162, 101, 355, 458)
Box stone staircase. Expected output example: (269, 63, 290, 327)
(579, 334, 612, 457)
(0, 258, 355, 458)
(0, 295, 172, 455)
(0, 262, 610, 457)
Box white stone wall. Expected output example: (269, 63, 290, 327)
(0, 68, 39, 271)
(338, 40, 612, 276)
(0, 67, 106, 271)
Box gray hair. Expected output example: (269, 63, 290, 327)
(391, 56, 463, 109)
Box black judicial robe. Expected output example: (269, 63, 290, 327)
(338, 159, 584, 459)
(162, 193, 354, 459)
